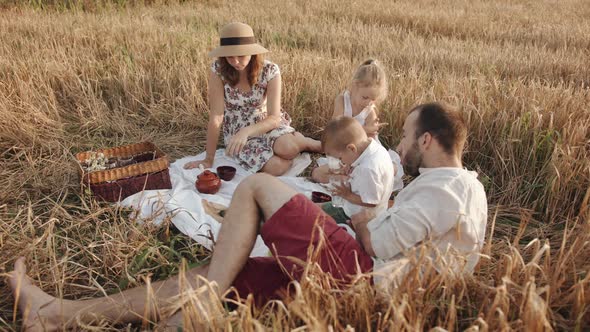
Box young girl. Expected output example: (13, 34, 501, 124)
(334, 59, 388, 140)
(312, 59, 403, 191)
(184, 22, 321, 176)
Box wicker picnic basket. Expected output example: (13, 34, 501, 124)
(75, 142, 172, 202)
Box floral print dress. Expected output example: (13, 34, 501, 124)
(212, 60, 295, 172)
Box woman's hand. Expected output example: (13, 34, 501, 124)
(226, 128, 251, 156)
(184, 159, 213, 170)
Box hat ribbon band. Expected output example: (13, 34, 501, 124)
(220, 36, 256, 46)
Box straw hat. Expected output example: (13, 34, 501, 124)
(208, 22, 269, 58)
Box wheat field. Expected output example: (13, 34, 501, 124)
(0, 0, 589, 330)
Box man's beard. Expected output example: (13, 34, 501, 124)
(402, 141, 423, 177)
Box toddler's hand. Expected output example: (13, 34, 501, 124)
(328, 165, 350, 175)
(330, 175, 352, 200)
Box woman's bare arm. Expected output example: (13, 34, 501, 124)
(184, 71, 224, 169)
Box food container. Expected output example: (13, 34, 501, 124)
(196, 170, 222, 194)
(311, 191, 332, 203)
(216, 166, 236, 181)
(75, 142, 171, 202)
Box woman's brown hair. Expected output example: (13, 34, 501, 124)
(217, 54, 264, 87)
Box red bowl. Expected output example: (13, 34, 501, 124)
(216, 166, 236, 181)
(311, 191, 332, 203)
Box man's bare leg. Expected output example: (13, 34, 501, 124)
(7, 258, 210, 331)
(8, 173, 298, 330)
(159, 173, 299, 330)
(206, 173, 298, 294)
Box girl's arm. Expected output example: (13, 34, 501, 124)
(363, 106, 387, 138)
(332, 93, 345, 119)
(226, 73, 283, 156)
(184, 71, 225, 169)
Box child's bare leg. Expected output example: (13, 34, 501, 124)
(295, 132, 322, 153)
(273, 132, 321, 160)
(311, 164, 331, 183)
(260, 155, 293, 176)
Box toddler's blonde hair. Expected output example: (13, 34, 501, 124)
(351, 59, 388, 103)
(321, 116, 367, 152)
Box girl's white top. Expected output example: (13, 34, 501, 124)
(343, 90, 374, 125)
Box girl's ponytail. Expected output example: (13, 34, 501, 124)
(352, 59, 388, 102)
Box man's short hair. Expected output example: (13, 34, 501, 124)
(321, 116, 366, 151)
(411, 102, 467, 155)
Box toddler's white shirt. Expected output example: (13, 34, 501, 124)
(343, 139, 395, 218)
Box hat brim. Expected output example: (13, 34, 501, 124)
(208, 44, 269, 58)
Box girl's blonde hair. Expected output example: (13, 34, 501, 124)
(351, 59, 388, 102)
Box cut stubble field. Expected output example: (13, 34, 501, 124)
(0, 0, 589, 330)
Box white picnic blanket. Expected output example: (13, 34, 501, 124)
(119, 149, 328, 257)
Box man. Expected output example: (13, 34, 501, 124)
(7, 102, 487, 331)
(351, 102, 488, 290)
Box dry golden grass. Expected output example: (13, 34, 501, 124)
(0, 0, 589, 330)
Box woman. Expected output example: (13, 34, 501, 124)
(184, 22, 321, 175)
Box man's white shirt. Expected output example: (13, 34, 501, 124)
(367, 167, 488, 287)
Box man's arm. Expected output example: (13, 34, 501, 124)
(366, 184, 465, 260)
(349, 209, 377, 256)
(354, 221, 376, 256)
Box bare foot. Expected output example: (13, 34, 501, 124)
(306, 137, 323, 153)
(156, 289, 224, 331)
(156, 310, 183, 332)
(8, 257, 64, 331)
(202, 200, 227, 223)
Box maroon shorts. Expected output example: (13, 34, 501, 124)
(230, 194, 373, 303)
